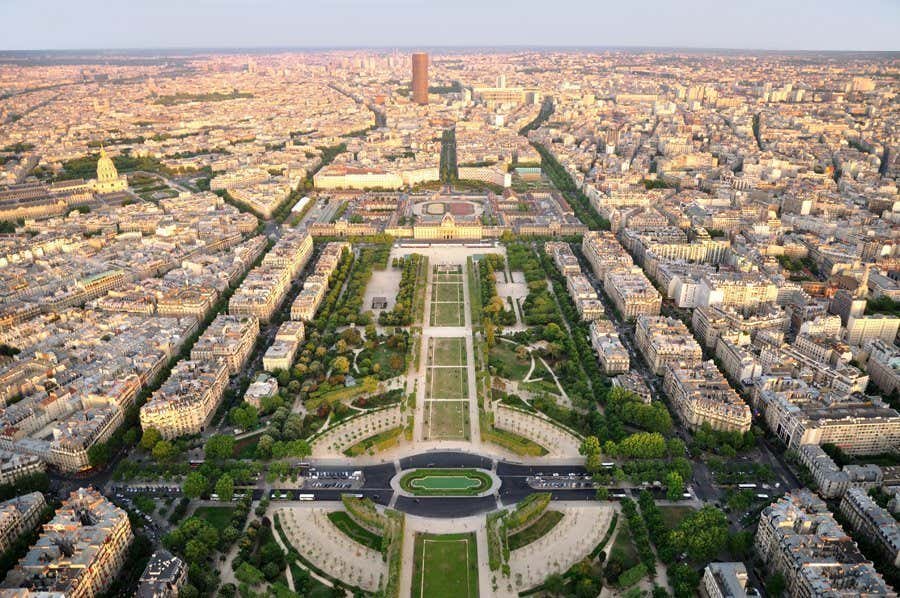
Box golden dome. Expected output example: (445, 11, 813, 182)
(96, 148, 119, 183)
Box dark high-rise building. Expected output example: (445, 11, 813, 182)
(412, 52, 428, 105)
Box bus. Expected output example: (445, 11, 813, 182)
(296, 494, 315, 501)
(738, 483, 757, 489)
(601, 462, 615, 469)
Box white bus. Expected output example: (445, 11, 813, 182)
(296, 494, 314, 501)
(737, 483, 757, 489)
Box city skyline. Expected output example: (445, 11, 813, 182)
(1, 0, 898, 52)
(1, 11, 899, 595)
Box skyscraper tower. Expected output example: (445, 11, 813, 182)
(412, 52, 428, 105)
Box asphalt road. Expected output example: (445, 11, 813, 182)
(268, 451, 600, 517)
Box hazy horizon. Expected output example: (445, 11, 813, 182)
(1, 0, 898, 53)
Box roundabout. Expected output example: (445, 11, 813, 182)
(395, 467, 498, 497)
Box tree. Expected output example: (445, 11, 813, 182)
(255, 434, 274, 459)
(615, 432, 667, 458)
(205, 435, 235, 460)
(140, 427, 161, 451)
(215, 474, 235, 502)
(766, 571, 786, 598)
(182, 472, 208, 499)
(579, 435, 601, 456)
(222, 526, 240, 544)
(184, 538, 211, 562)
(229, 404, 259, 431)
(234, 562, 265, 586)
(727, 530, 754, 559)
(543, 322, 565, 342)
(87, 442, 111, 468)
(179, 584, 200, 598)
(331, 356, 350, 375)
(669, 506, 729, 562)
(543, 573, 565, 596)
(152, 440, 177, 462)
(484, 318, 496, 347)
(669, 563, 701, 598)
(666, 471, 685, 501)
(595, 487, 609, 500)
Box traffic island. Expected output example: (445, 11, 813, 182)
(393, 468, 498, 497)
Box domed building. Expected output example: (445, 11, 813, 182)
(91, 149, 128, 194)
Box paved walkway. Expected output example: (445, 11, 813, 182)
(275, 504, 385, 592)
(506, 504, 616, 594)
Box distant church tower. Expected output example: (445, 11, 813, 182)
(92, 148, 127, 194)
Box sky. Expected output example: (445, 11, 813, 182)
(0, 0, 898, 52)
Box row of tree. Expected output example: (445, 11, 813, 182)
(379, 254, 425, 326)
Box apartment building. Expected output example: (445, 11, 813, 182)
(759, 344, 869, 397)
(0, 492, 45, 555)
(865, 338, 900, 395)
(840, 487, 900, 567)
(190, 314, 260, 375)
(696, 272, 778, 311)
(291, 277, 328, 322)
(0, 451, 45, 486)
(604, 267, 661, 320)
(845, 314, 900, 346)
(755, 490, 891, 597)
(581, 231, 634, 280)
(262, 339, 299, 372)
(635, 315, 702, 375)
(714, 338, 762, 385)
(701, 562, 749, 598)
(545, 242, 582, 276)
(156, 286, 219, 319)
(140, 360, 230, 439)
(797, 443, 883, 499)
(314, 242, 350, 276)
(755, 377, 900, 455)
(228, 266, 291, 323)
(691, 304, 787, 349)
(261, 230, 313, 277)
(1, 487, 132, 597)
(589, 319, 629, 374)
(663, 360, 752, 433)
(137, 550, 187, 598)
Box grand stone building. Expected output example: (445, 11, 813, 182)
(413, 213, 483, 240)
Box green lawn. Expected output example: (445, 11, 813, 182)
(400, 469, 492, 496)
(289, 561, 333, 598)
(327, 511, 384, 552)
(489, 342, 531, 380)
(659, 505, 695, 529)
(434, 282, 463, 303)
(412, 532, 479, 598)
(432, 337, 466, 366)
(428, 367, 468, 399)
(358, 341, 406, 377)
(425, 400, 469, 439)
(480, 417, 548, 457)
(411, 476, 481, 490)
(507, 510, 564, 551)
(233, 431, 263, 459)
(431, 301, 464, 326)
(343, 426, 403, 456)
(193, 506, 235, 530)
(610, 522, 640, 570)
